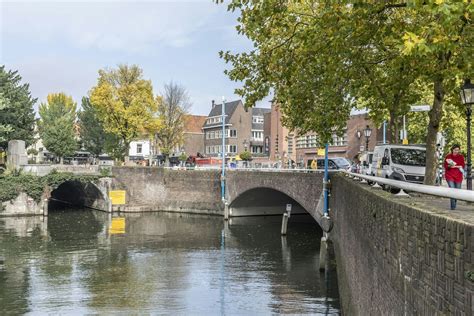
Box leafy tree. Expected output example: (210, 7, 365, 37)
(90, 64, 161, 161)
(78, 97, 107, 156)
(220, 1, 474, 184)
(155, 82, 191, 155)
(0, 94, 13, 143)
(38, 93, 77, 163)
(239, 150, 252, 161)
(0, 66, 36, 148)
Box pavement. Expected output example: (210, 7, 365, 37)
(395, 192, 474, 225)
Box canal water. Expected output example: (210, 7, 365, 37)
(0, 211, 340, 315)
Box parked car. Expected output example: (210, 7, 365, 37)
(310, 157, 352, 171)
(371, 144, 426, 185)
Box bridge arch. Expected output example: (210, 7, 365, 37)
(226, 170, 328, 229)
(48, 180, 110, 212)
(228, 187, 311, 218)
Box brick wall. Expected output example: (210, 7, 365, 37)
(330, 174, 473, 315)
(110, 167, 222, 214)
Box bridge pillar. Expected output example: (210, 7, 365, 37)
(224, 202, 229, 220)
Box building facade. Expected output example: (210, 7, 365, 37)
(182, 114, 207, 156)
(202, 100, 271, 158)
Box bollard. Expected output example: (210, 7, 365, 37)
(319, 236, 327, 271)
(43, 198, 48, 217)
(372, 182, 382, 189)
(224, 202, 229, 221)
(281, 213, 289, 235)
(394, 189, 410, 197)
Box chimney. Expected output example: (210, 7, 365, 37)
(212, 100, 215, 109)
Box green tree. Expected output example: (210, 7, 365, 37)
(38, 93, 77, 163)
(0, 66, 36, 148)
(239, 150, 252, 161)
(220, 1, 474, 184)
(0, 94, 13, 143)
(90, 64, 161, 161)
(78, 97, 107, 156)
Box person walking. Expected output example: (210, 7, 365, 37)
(444, 144, 465, 210)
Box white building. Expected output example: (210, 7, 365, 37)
(128, 140, 151, 160)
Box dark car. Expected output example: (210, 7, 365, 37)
(312, 157, 352, 171)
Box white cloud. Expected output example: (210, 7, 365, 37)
(1, 1, 221, 54)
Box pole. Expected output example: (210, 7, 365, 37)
(323, 143, 329, 217)
(365, 136, 369, 152)
(221, 98, 226, 201)
(383, 120, 386, 144)
(467, 105, 472, 190)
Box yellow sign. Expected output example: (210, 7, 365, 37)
(317, 148, 326, 156)
(402, 139, 409, 145)
(109, 217, 126, 235)
(109, 190, 126, 205)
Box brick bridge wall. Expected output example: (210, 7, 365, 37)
(330, 174, 473, 315)
(110, 167, 222, 214)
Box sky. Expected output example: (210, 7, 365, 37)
(1, 0, 272, 115)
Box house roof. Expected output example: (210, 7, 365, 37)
(184, 115, 207, 133)
(251, 107, 271, 116)
(203, 100, 243, 128)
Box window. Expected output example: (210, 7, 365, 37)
(251, 130, 263, 141)
(251, 146, 263, 154)
(136, 143, 142, 154)
(226, 129, 237, 138)
(227, 145, 237, 153)
(252, 116, 264, 124)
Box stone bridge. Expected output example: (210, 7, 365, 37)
(225, 170, 327, 227)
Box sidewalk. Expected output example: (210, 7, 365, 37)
(400, 193, 474, 225)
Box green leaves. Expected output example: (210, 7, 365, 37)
(0, 66, 36, 148)
(38, 93, 78, 161)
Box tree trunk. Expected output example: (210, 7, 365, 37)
(60, 157, 63, 165)
(389, 111, 396, 144)
(424, 78, 445, 185)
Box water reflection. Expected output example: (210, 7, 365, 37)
(0, 211, 340, 314)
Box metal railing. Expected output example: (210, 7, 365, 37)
(346, 171, 474, 203)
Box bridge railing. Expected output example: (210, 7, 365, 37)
(345, 171, 474, 203)
(161, 166, 334, 173)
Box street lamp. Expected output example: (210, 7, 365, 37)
(460, 79, 474, 190)
(243, 139, 248, 152)
(364, 125, 372, 152)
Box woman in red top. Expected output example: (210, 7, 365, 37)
(444, 144, 466, 210)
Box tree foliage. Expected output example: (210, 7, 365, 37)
(78, 97, 107, 156)
(90, 64, 161, 161)
(239, 150, 252, 161)
(0, 66, 36, 148)
(0, 94, 13, 143)
(220, 1, 474, 184)
(155, 82, 191, 155)
(38, 93, 77, 162)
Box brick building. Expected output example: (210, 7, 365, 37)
(269, 102, 381, 166)
(182, 114, 206, 156)
(202, 100, 271, 158)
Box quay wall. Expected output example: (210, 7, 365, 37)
(330, 174, 473, 315)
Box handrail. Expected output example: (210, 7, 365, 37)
(346, 171, 474, 203)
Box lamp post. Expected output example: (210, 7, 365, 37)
(221, 97, 226, 201)
(364, 125, 372, 152)
(460, 79, 474, 190)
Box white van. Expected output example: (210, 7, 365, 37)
(360, 151, 373, 175)
(371, 144, 426, 184)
